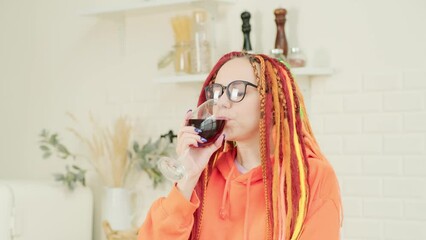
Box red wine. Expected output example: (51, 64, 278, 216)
(187, 118, 226, 147)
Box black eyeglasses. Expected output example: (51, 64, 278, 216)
(204, 80, 258, 103)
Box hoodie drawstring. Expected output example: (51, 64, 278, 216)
(243, 171, 253, 240)
(220, 165, 235, 219)
(219, 163, 254, 240)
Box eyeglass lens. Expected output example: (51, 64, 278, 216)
(206, 81, 250, 102)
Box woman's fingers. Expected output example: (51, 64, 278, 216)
(178, 126, 201, 138)
(177, 124, 202, 154)
(184, 109, 193, 122)
(176, 132, 205, 155)
(179, 138, 198, 150)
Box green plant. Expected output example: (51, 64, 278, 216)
(129, 137, 175, 188)
(53, 165, 86, 191)
(39, 123, 175, 190)
(39, 129, 86, 190)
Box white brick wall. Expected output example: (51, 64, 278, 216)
(342, 219, 382, 239)
(363, 114, 403, 133)
(384, 221, 426, 240)
(314, 69, 426, 239)
(344, 93, 383, 113)
(383, 92, 424, 112)
(1, 1, 425, 240)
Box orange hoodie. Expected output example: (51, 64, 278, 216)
(138, 146, 342, 240)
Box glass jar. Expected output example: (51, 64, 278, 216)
(270, 48, 287, 63)
(174, 42, 191, 74)
(287, 47, 306, 68)
(190, 10, 211, 74)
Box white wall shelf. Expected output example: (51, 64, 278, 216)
(78, 0, 235, 16)
(155, 67, 333, 83)
(292, 67, 334, 76)
(77, 1, 333, 85)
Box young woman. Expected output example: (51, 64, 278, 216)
(138, 52, 342, 240)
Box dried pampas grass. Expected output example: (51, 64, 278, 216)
(67, 113, 132, 188)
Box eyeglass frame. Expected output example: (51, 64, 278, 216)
(204, 80, 258, 103)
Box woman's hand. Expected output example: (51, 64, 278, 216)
(175, 110, 225, 199)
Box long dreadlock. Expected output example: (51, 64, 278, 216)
(191, 51, 319, 240)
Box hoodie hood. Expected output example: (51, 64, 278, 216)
(216, 147, 264, 185)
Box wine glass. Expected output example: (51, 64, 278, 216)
(157, 99, 226, 181)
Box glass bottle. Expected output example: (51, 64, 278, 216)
(190, 10, 211, 74)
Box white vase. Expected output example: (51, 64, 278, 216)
(102, 187, 132, 231)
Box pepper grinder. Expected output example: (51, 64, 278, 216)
(241, 11, 253, 53)
(274, 8, 288, 57)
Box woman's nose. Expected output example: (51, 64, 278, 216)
(216, 91, 231, 108)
